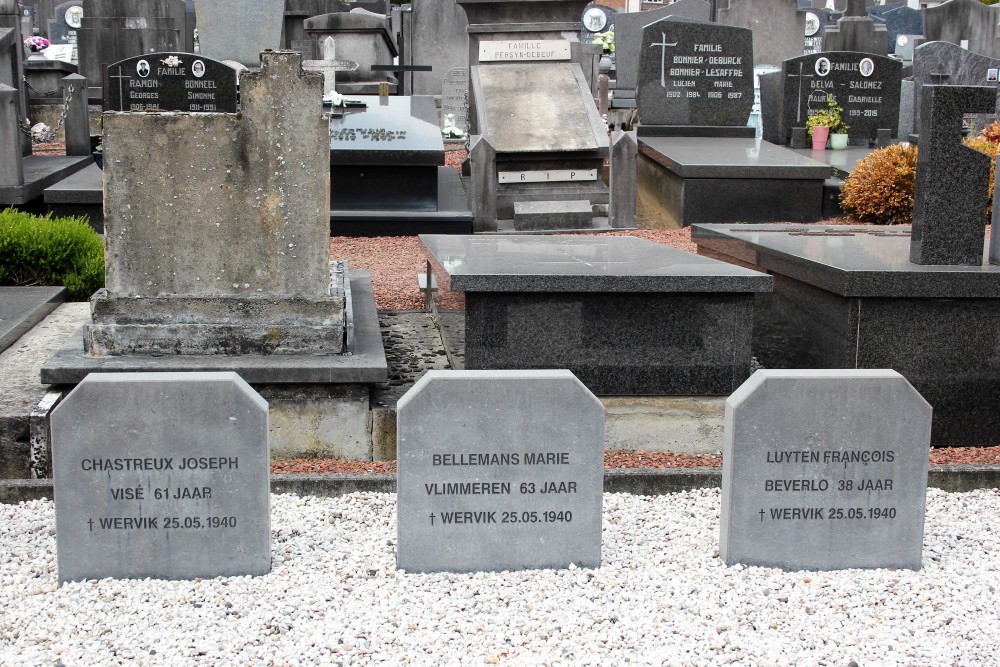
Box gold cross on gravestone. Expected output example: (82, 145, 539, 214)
(650, 32, 678, 89)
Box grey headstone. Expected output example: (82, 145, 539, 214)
(923, 0, 1000, 60)
(408, 0, 468, 97)
(397, 370, 604, 573)
(52, 372, 271, 582)
(613, 0, 711, 92)
(637, 16, 754, 127)
(716, 0, 807, 67)
(822, 9, 889, 55)
(192, 0, 284, 67)
(766, 52, 902, 146)
(910, 85, 995, 266)
(721, 369, 931, 571)
(875, 6, 922, 54)
(910, 41, 1000, 140)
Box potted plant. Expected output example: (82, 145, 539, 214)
(805, 94, 845, 151)
(593, 30, 614, 75)
(23, 34, 50, 61)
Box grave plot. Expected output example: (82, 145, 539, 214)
(634, 16, 832, 227)
(693, 84, 1000, 446)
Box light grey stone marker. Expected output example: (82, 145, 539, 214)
(397, 370, 604, 573)
(52, 372, 270, 583)
(721, 370, 931, 571)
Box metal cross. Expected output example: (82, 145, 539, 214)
(649, 32, 678, 89)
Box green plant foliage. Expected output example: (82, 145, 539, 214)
(805, 94, 849, 136)
(0, 207, 104, 300)
(980, 0, 998, 6)
(839, 144, 918, 225)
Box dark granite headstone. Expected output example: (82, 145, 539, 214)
(104, 52, 238, 112)
(612, 0, 711, 93)
(47, 2, 82, 44)
(637, 16, 754, 127)
(910, 85, 996, 266)
(767, 51, 902, 146)
(911, 41, 1000, 141)
(873, 5, 922, 54)
(580, 2, 615, 44)
(803, 8, 834, 55)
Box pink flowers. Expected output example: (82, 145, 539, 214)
(23, 35, 51, 52)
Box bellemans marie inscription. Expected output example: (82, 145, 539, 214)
(396, 370, 604, 573)
(52, 373, 270, 583)
(104, 52, 239, 113)
(721, 370, 931, 571)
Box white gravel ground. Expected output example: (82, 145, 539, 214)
(1, 488, 998, 666)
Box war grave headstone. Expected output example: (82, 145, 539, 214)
(304, 11, 398, 94)
(104, 52, 238, 112)
(715, 0, 807, 68)
(721, 370, 930, 571)
(327, 94, 473, 236)
(420, 234, 772, 395)
(42, 52, 388, 460)
(634, 16, 831, 227)
(397, 370, 603, 573)
(52, 372, 271, 582)
(910, 41, 1000, 142)
(77, 0, 185, 99)
(923, 0, 1000, 61)
(407, 0, 469, 98)
(191, 0, 283, 68)
(761, 51, 902, 147)
(691, 85, 1000, 447)
(821, 0, 887, 55)
(610, 0, 711, 108)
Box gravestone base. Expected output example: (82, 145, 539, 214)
(513, 200, 593, 231)
(637, 126, 757, 139)
(637, 137, 830, 228)
(693, 223, 1000, 446)
(44, 163, 103, 233)
(421, 234, 771, 396)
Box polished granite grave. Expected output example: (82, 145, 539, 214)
(328, 95, 472, 236)
(638, 137, 832, 227)
(692, 223, 1000, 445)
(420, 234, 772, 396)
(0, 155, 93, 207)
(44, 163, 104, 233)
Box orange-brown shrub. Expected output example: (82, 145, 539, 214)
(840, 144, 918, 225)
(964, 135, 1000, 221)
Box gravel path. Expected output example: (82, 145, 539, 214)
(1, 489, 998, 665)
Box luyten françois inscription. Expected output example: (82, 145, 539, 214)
(52, 373, 271, 582)
(778, 52, 902, 145)
(396, 371, 604, 573)
(637, 16, 754, 127)
(104, 52, 239, 112)
(721, 370, 931, 571)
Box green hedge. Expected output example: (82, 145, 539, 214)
(0, 207, 104, 300)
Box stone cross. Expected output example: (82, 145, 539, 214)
(302, 37, 339, 95)
(649, 32, 678, 88)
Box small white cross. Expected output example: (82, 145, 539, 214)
(649, 32, 678, 89)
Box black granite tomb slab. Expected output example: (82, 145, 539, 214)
(421, 234, 772, 396)
(637, 16, 754, 128)
(767, 51, 902, 146)
(104, 52, 238, 112)
(692, 223, 1000, 445)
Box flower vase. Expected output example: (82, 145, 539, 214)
(829, 133, 849, 150)
(811, 126, 829, 150)
(599, 54, 612, 75)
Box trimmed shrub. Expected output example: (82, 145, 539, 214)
(0, 208, 104, 300)
(840, 144, 918, 225)
(965, 133, 1000, 222)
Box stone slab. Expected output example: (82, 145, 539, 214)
(788, 145, 876, 178)
(474, 63, 607, 154)
(721, 369, 930, 570)
(42, 161, 102, 204)
(0, 287, 67, 354)
(419, 234, 772, 293)
(512, 199, 592, 231)
(396, 370, 604, 573)
(638, 137, 832, 179)
(329, 95, 445, 166)
(612, 1, 712, 92)
(52, 372, 271, 582)
(0, 155, 93, 206)
(40, 271, 388, 385)
(691, 223, 1000, 297)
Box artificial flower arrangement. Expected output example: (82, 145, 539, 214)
(593, 31, 614, 55)
(23, 35, 50, 53)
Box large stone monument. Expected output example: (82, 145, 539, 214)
(43, 52, 387, 459)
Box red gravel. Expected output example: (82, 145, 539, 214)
(270, 446, 1000, 475)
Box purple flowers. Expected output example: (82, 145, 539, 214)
(23, 35, 51, 52)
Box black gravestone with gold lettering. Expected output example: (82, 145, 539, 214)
(104, 52, 239, 113)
